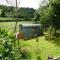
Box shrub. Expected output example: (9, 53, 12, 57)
(0, 28, 8, 37)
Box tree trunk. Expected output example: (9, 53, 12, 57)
(14, 19, 18, 32)
(14, 0, 18, 33)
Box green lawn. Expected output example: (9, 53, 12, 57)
(20, 36, 60, 60)
(0, 17, 25, 21)
(0, 17, 15, 20)
(0, 21, 33, 32)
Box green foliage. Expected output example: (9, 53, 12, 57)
(51, 3, 60, 28)
(49, 0, 60, 35)
(37, 5, 51, 27)
(3, 41, 12, 57)
(1, 9, 6, 17)
(0, 27, 15, 38)
(34, 12, 40, 23)
(0, 28, 32, 60)
(37, 0, 60, 35)
(16, 8, 35, 19)
(0, 5, 35, 20)
(0, 28, 8, 37)
(0, 5, 14, 17)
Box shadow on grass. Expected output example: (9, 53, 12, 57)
(24, 36, 43, 41)
(45, 33, 60, 46)
(24, 34, 44, 41)
(52, 37, 60, 46)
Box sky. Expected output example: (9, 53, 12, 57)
(0, 0, 48, 9)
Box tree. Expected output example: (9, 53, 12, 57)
(17, 8, 35, 19)
(49, 0, 60, 35)
(37, 0, 60, 35)
(1, 8, 6, 17)
(0, 5, 14, 17)
(37, 5, 51, 30)
(34, 12, 40, 23)
(6, 0, 19, 32)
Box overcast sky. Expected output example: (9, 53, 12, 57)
(0, 0, 48, 9)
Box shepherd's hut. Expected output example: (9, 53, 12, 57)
(19, 24, 43, 39)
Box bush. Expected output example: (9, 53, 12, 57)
(0, 28, 32, 60)
(0, 28, 8, 37)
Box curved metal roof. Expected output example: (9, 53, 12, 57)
(19, 24, 41, 27)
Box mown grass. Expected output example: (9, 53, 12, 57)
(0, 17, 15, 20)
(19, 36, 60, 60)
(0, 21, 33, 32)
(0, 17, 26, 21)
